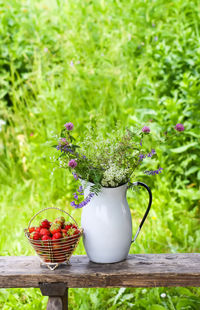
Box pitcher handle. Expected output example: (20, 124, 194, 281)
(128, 182, 152, 243)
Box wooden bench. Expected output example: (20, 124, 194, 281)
(0, 254, 200, 310)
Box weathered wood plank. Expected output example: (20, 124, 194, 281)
(0, 254, 200, 288)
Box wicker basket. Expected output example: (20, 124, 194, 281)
(24, 207, 83, 270)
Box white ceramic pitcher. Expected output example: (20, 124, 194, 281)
(81, 181, 152, 263)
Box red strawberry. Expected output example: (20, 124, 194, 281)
(72, 224, 78, 229)
(65, 222, 72, 230)
(52, 232, 62, 240)
(67, 227, 76, 236)
(28, 227, 36, 233)
(30, 231, 41, 240)
(43, 254, 51, 263)
(52, 232, 62, 250)
(41, 234, 51, 241)
(52, 243, 60, 250)
(50, 223, 62, 235)
(61, 229, 68, 238)
(73, 229, 80, 236)
(41, 234, 51, 246)
(63, 245, 72, 251)
(29, 232, 34, 239)
(40, 228, 51, 236)
(40, 219, 51, 229)
(52, 251, 65, 262)
(67, 227, 80, 237)
(54, 216, 65, 226)
(35, 227, 41, 232)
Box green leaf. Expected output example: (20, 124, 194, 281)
(135, 108, 157, 115)
(0, 89, 8, 99)
(184, 131, 200, 138)
(70, 135, 76, 141)
(57, 153, 66, 159)
(185, 166, 199, 176)
(171, 142, 198, 153)
(176, 297, 200, 310)
(148, 305, 166, 310)
(113, 288, 126, 305)
(72, 145, 81, 149)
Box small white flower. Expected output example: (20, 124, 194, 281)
(160, 293, 166, 298)
(110, 181, 115, 187)
(0, 120, 6, 126)
(142, 289, 147, 294)
(0, 119, 6, 132)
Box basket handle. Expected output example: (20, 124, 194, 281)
(27, 207, 78, 229)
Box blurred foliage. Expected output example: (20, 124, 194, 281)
(0, 0, 200, 309)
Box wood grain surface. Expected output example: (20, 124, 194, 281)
(0, 254, 200, 288)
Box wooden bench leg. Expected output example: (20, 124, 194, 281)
(39, 283, 68, 310)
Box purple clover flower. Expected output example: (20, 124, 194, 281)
(64, 122, 74, 131)
(142, 126, 150, 133)
(60, 138, 69, 145)
(68, 159, 77, 168)
(174, 123, 184, 132)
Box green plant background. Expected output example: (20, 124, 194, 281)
(0, 0, 200, 309)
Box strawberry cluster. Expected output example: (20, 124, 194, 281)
(28, 216, 80, 241)
(27, 216, 81, 264)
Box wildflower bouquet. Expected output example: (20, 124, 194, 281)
(52, 122, 184, 208)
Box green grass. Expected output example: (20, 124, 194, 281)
(0, 0, 200, 308)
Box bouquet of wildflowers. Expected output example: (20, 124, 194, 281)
(52, 122, 184, 208)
